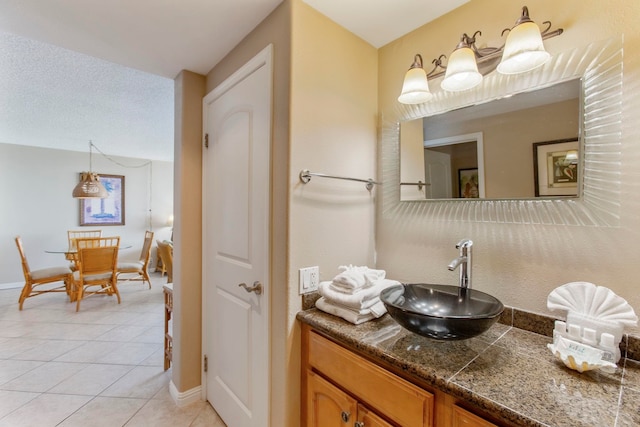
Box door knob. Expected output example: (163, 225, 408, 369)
(238, 281, 263, 295)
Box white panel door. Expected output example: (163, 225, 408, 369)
(202, 45, 272, 427)
(424, 149, 452, 198)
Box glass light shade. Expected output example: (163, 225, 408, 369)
(441, 46, 483, 92)
(497, 21, 551, 74)
(565, 149, 579, 162)
(398, 67, 433, 104)
(72, 172, 108, 198)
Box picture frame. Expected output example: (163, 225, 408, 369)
(532, 138, 579, 197)
(458, 168, 479, 198)
(79, 174, 125, 226)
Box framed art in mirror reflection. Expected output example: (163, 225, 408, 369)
(458, 168, 480, 198)
(533, 139, 579, 197)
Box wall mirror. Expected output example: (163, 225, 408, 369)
(382, 36, 622, 226)
(400, 79, 581, 201)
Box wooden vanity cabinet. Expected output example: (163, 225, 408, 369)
(302, 324, 501, 427)
(306, 369, 393, 427)
(302, 324, 433, 426)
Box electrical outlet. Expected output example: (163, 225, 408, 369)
(299, 266, 320, 294)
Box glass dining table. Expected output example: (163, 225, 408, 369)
(45, 243, 133, 264)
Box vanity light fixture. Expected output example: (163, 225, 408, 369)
(497, 6, 552, 74)
(72, 140, 108, 199)
(397, 54, 433, 104)
(397, 5, 563, 104)
(441, 34, 483, 92)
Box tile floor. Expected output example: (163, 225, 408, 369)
(0, 272, 226, 426)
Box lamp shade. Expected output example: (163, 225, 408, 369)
(441, 44, 482, 92)
(497, 10, 550, 74)
(398, 55, 433, 104)
(72, 172, 109, 198)
(565, 149, 579, 162)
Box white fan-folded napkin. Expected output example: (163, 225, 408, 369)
(547, 281, 638, 368)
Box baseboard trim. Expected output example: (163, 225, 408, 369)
(0, 282, 22, 290)
(169, 380, 202, 407)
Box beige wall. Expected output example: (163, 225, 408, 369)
(377, 0, 640, 333)
(289, 0, 378, 423)
(290, 0, 378, 283)
(173, 70, 205, 393)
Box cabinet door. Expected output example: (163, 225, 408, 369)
(307, 370, 357, 427)
(308, 330, 434, 427)
(452, 405, 498, 427)
(356, 404, 394, 427)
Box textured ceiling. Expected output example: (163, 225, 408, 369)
(0, 0, 466, 161)
(0, 31, 175, 161)
(0, 0, 283, 161)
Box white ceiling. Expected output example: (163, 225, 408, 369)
(302, 0, 469, 48)
(0, 0, 467, 161)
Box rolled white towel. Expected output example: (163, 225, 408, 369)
(316, 297, 378, 325)
(332, 270, 368, 291)
(319, 279, 400, 310)
(333, 265, 387, 292)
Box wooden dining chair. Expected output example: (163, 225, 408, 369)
(117, 230, 154, 288)
(75, 236, 120, 249)
(156, 240, 173, 284)
(72, 237, 121, 311)
(67, 230, 102, 258)
(15, 236, 73, 310)
(163, 283, 173, 371)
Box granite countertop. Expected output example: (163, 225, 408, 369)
(297, 309, 640, 427)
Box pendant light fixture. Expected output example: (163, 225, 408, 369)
(441, 34, 483, 92)
(72, 140, 109, 199)
(397, 54, 433, 104)
(497, 6, 551, 75)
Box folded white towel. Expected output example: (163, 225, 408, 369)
(316, 297, 383, 325)
(319, 279, 400, 310)
(322, 297, 383, 316)
(369, 300, 387, 317)
(332, 265, 386, 292)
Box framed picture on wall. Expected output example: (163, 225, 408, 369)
(533, 138, 579, 197)
(79, 174, 125, 226)
(458, 168, 479, 198)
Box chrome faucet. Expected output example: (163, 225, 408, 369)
(448, 239, 473, 289)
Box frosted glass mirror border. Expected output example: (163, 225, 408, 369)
(381, 36, 623, 227)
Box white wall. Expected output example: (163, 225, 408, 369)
(0, 143, 173, 285)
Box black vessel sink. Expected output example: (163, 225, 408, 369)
(380, 283, 504, 341)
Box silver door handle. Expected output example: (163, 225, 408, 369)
(238, 281, 263, 295)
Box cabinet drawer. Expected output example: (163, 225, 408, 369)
(452, 405, 498, 427)
(309, 331, 433, 427)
